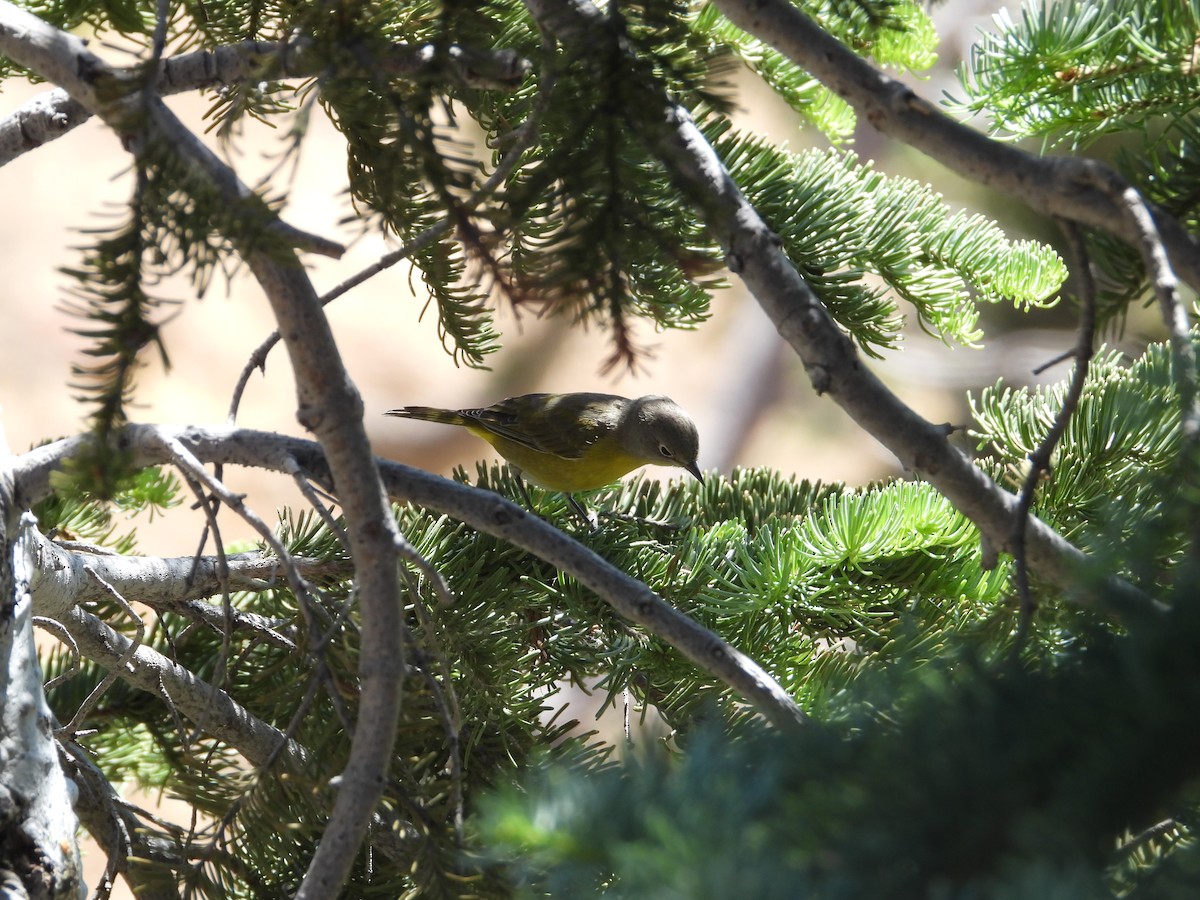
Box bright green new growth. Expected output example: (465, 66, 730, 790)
(955, 0, 1200, 149)
(711, 131, 1065, 353)
(953, 0, 1200, 310)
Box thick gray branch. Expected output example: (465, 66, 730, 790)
(0, 5, 404, 894)
(25, 516, 306, 769)
(28, 538, 338, 650)
(0, 515, 85, 899)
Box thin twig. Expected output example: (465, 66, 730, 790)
(284, 454, 350, 552)
(1011, 221, 1097, 653)
(154, 432, 357, 734)
(1032, 348, 1077, 376)
(1076, 162, 1200, 555)
(225, 224, 449, 423)
(62, 568, 146, 737)
(226, 91, 547, 423)
(395, 533, 455, 609)
(179, 474, 237, 696)
(34, 616, 80, 691)
(153, 431, 313, 608)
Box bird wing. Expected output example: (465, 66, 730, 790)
(463, 393, 621, 460)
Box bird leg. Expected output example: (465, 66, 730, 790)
(566, 494, 599, 531)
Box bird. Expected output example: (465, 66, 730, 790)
(385, 392, 703, 523)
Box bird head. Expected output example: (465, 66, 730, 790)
(625, 396, 703, 483)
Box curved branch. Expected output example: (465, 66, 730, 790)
(1011, 221, 1097, 648)
(0, 5, 404, 894)
(707, 0, 1200, 296)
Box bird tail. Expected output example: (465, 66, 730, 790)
(384, 406, 471, 426)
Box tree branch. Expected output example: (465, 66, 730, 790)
(707, 0, 1200, 296)
(0, 6, 341, 258)
(30, 537, 330, 650)
(14, 424, 811, 730)
(64, 741, 184, 900)
(0, 517, 84, 897)
(0, 5, 404, 893)
(0, 37, 528, 167)
(25, 515, 308, 769)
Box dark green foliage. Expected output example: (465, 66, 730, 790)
(482, 581, 1200, 898)
(461, 0, 732, 367)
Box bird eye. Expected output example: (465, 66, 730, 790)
(659, 445, 673, 458)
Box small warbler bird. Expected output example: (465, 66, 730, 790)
(385, 392, 703, 521)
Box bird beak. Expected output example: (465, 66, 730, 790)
(685, 460, 704, 484)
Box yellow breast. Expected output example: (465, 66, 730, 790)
(469, 429, 644, 493)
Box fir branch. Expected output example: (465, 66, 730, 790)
(13, 424, 810, 731)
(695, 4, 856, 143)
(708, 132, 1065, 354)
(955, 0, 1200, 148)
(323, 57, 502, 366)
(970, 340, 1187, 567)
(59, 171, 175, 496)
(488, 0, 724, 361)
(705, 0, 1200, 297)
